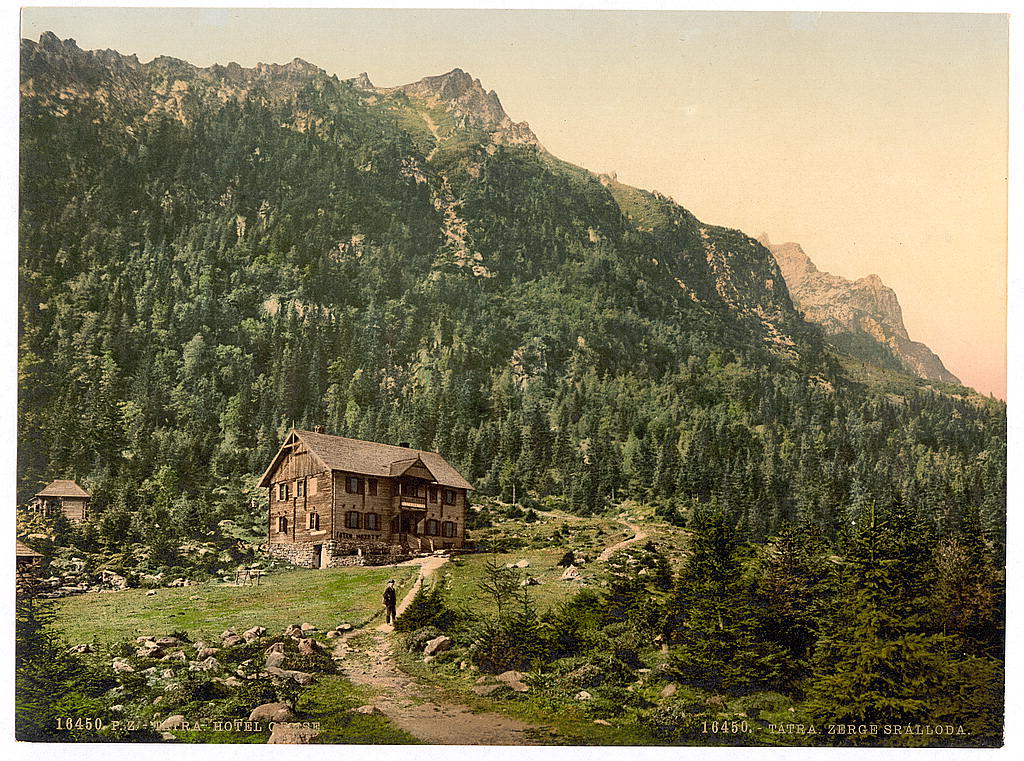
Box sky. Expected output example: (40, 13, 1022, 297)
(17, 6, 1009, 398)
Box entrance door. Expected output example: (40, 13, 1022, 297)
(311, 544, 322, 569)
(400, 513, 419, 534)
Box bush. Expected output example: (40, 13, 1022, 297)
(394, 581, 456, 633)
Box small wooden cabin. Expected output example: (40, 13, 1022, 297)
(260, 428, 474, 568)
(16, 539, 43, 595)
(30, 479, 91, 523)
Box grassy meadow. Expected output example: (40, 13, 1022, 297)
(52, 565, 418, 645)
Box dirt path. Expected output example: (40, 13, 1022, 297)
(597, 518, 648, 562)
(331, 556, 541, 745)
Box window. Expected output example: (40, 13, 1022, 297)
(366, 513, 379, 530)
(346, 511, 361, 529)
(308, 513, 320, 530)
(278, 516, 289, 533)
(429, 486, 439, 503)
(442, 521, 456, 538)
(346, 476, 363, 494)
(368, 479, 378, 496)
(278, 483, 290, 501)
(296, 479, 305, 498)
(425, 519, 439, 536)
(444, 489, 457, 505)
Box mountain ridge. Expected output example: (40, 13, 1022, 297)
(759, 234, 960, 385)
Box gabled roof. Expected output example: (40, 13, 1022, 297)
(34, 479, 90, 498)
(16, 540, 43, 558)
(259, 429, 475, 491)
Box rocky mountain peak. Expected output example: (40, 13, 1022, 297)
(763, 237, 960, 384)
(349, 72, 374, 90)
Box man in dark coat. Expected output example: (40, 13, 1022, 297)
(383, 579, 397, 624)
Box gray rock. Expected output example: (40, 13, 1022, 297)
(298, 638, 322, 656)
(197, 647, 219, 659)
(112, 658, 134, 673)
(222, 635, 245, 648)
(661, 683, 678, 698)
(248, 702, 296, 722)
(265, 651, 287, 669)
(154, 636, 181, 647)
(575, 690, 592, 701)
(158, 715, 185, 731)
(189, 656, 222, 672)
(145, 590, 157, 596)
(266, 666, 315, 686)
(300, 622, 317, 633)
(561, 565, 581, 580)
(267, 723, 319, 744)
(242, 626, 267, 642)
(423, 635, 452, 656)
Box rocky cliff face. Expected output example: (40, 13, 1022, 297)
(760, 235, 960, 384)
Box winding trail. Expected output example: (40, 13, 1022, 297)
(597, 518, 648, 562)
(331, 556, 541, 745)
(329, 518, 648, 744)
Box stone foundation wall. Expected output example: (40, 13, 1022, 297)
(267, 539, 411, 568)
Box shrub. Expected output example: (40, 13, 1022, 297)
(395, 582, 456, 632)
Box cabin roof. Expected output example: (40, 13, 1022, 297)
(34, 479, 90, 498)
(258, 429, 475, 491)
(16, 540, 43, 558)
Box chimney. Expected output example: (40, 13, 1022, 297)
(399, 442, 410, 448)
(313, 425, 324, 434)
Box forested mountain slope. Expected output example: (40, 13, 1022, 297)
(19, 33, 1005, 549)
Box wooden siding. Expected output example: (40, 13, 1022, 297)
(267, 455, 467, 550)
(266, 443, 334, 545)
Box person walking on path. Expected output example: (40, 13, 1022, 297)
(383, 579, 398, 625)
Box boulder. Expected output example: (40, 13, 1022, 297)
(189, 657, 223, 673)
(575, 690, 592, 701)
(284, 624, 304, 638)
(300, 622, 317, 633)
(267, 723, 319, 744)
(265, 651, 287, 669)
(161, 669, 175, 679)
(162, 651, 188, 662)
(193, 641, 208, 651)
(68, 644, 93, 654)
(336, 623, 353, 632)
(248, 702, 296, 722)
(136, 636, 156, 644)
(197, 647, 220, 659)
(242, 626, 267, 642)
(265, 642, 285, 654)
(495, 670, 529, 692)
(561, 565, 581, 581)
(136, 646, 164, 659)
(297, 638, 321, 656)
(222, 635, 244, 648)
(423, 636, 452, 657)
(661, 683, 678, 698)
(520, 577, 541, 586)
(158, 715, 185, 731)
(220, 629, 237, 640)
(471, 684, 502, 696)
(267, 666, 315, 685)
(154, 636, 181, 647)
(146, 590, 158, 596)
(222, 676, 243, 689)
(593, 719, 611, 726)
(512, 559, 530, 569)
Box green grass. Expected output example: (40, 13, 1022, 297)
(52, 565, 418, 645)
(298, 676, 421, 744)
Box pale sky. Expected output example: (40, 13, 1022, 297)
(18, 7, 1009, 398)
